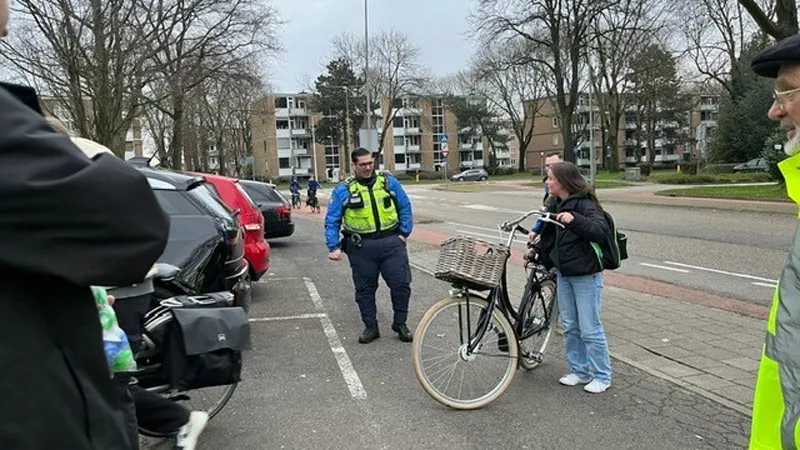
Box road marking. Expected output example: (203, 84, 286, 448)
(662, 261, 778, 283)
(407, 194, 428, 200)
(463, 204, 525, 214)
(303, 277, 367, 400)
(639, 262, 691, 273)
(752, 282, 778, 289)
(248, 313, 327, 322)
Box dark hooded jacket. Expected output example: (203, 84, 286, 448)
(0, 83, 169, 450)
(538, 192, 609, 276)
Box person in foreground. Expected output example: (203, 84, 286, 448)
(749, 33, 800, 450)
(325, 148, 414, 343)
(0, 1, 170, 447)
(531, 161, 612, 393)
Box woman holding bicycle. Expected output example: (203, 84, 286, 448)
(531, 161, 612, 394)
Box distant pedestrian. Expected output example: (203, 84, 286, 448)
(530, 161, 612, 393)
(324, 148, 415, 343)
(749, 34, 800, 450)
(541, 153, 562, 204)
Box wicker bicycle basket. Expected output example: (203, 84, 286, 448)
(434, 235, 510, 288)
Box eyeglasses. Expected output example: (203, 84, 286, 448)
(355, 161, 374, 168)
(774, 86, 800, 109)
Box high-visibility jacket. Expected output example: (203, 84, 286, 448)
(342, 172, 399, 235)
(750, 151, 800, 450)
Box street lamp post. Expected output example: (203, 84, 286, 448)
(364, 0, 372, 154)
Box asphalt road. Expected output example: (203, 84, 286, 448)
(402, 184, 795, 306)
(147, 217, 751, 450)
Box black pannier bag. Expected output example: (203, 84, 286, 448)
(163, 306, 251, 390)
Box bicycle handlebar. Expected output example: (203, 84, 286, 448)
(499, 209, 565, 233)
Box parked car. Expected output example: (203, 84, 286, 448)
(733, 158, 768, 173)
(134, 166, 251, 307)
(451, 168, 489, 182)
(194, 173, 270, 281)
(239, 180, 295, 238)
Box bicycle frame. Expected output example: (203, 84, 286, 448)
(452, 209, 561, 356)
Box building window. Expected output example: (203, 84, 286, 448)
(275, 97, 288, 108)
(277, 138, 290, 149)
(551, 117, 559, 128)
(394, 153, 405, 164)
(406, 135, 420, 147)
(279, 158, 290, 169)
(552, 135, 559, 146)
(393, 116, 404, 128)
(394, 136, 404, 146)
(297, 99, 306, 109)
(276, 119, 289, 129)
(125, 142, 134, 154)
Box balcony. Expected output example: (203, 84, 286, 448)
(288, 107, 307, 116)
(459, 159, 484, 168)
(701, 120, 718, 128)
(276, 129, 291, 138)
(406, 144, 421, 152)
(292, 147, 309, 156)
(405, 127, 421, 134)
(407, 162, 421, 170)
(393, 127, 405, 136)
(699, 103, 718, 111)
(394, 107, 422, 117)
(278, 148, 292, 158)
(291, 128, 310, 137)
(625, 156, 641, 163)
(278, 167, 311, 177)
(654, 154, 681, 162)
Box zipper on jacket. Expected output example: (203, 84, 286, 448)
(368, 187, 382, 233)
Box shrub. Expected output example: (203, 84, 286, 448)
(638, 163, 652, 176)
(702, 163, 738, 174)
(489, 166, 518, 176)
(649, 172, 773, 184)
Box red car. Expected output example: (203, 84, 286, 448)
(194, 173, 270, 280)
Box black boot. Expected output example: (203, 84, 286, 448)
(391, 324, 413, 343)
(358, 325, 380, 344)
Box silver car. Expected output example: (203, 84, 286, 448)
(451, 168, 489, 182)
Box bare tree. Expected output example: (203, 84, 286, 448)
(470, 41, 547, 172)
(140, 0, 282, 168)
(2, 0, 151, 156)
(737, 0, 797, 40)
(473, 0, 612, 163)
(332, 30, 429, 157)
(679, 0, 757, 93)
(589, 0, 668, 169)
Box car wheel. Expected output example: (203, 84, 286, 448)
(458, 177, 464, 182)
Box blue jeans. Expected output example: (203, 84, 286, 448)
(556, 271, 612, 384)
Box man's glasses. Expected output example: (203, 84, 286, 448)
(356, 161, 374, 168)
(774, 86, 800, 108)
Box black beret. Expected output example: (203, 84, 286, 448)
(752, 34, 800, 78)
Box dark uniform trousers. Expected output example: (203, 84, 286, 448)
(345, 233, 412, 327)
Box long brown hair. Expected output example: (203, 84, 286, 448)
(548, 161, 602, 208)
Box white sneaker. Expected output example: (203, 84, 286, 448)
(175, 411, 209, 450)
(559, 373, 592, 386)
(584, 379, 611, 394)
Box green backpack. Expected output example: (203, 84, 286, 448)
(591, 210, 628, 270)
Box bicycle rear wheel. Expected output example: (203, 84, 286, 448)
(411, 297, 518, 410)
(518, 279, 558, 370)
(137, 383, 238, 438)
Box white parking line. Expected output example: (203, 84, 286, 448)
(248, 313, 327, 322)
(303, 277, 367, 400)
(639, 262, 691, 273)
(463, 204, 525, 214)
(662, 261, 778, 283)
(752, 282, 778, 289)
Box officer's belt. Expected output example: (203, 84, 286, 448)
(345, 228, 399, 240)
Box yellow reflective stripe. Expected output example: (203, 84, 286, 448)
(768, 285, 780, 335)
(778, 152, 800, 215)
(750, 350, 786, 449)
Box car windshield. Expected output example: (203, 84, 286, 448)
(153, 190, 202, 215)
(242, 183, 287, 204)
(188, 184, 234, 220)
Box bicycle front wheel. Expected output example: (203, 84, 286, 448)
(411, 297, 518, 410)
(138, 383, 238, 438)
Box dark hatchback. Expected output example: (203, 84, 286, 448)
(239, 180, 295, 239)
(137, 166, 251, 307)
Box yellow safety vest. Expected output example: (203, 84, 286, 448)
(750, 151, 800, 450)
(342, 172, 399, 235)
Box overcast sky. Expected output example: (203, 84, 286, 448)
(269, 0, 477, 93)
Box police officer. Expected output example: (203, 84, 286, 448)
(325, 148, 414, 343)
(750, 34, 800, 450)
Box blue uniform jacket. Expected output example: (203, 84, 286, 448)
(324, 173, 414, 251)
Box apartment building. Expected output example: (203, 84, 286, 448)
(251, 93, 511, 180)
(525, 92, 721, 171)
(39, 98, 144, 158)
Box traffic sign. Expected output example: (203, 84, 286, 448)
(442, 143, 449, 158)
(440, 135, 448, 144)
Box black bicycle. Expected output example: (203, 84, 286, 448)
(411, 209, 563, 409)
(291, 191, 301, 209)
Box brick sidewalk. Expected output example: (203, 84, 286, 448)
(408, 248, 762, 416)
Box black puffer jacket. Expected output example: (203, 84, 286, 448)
(538, 192, 610, 276)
